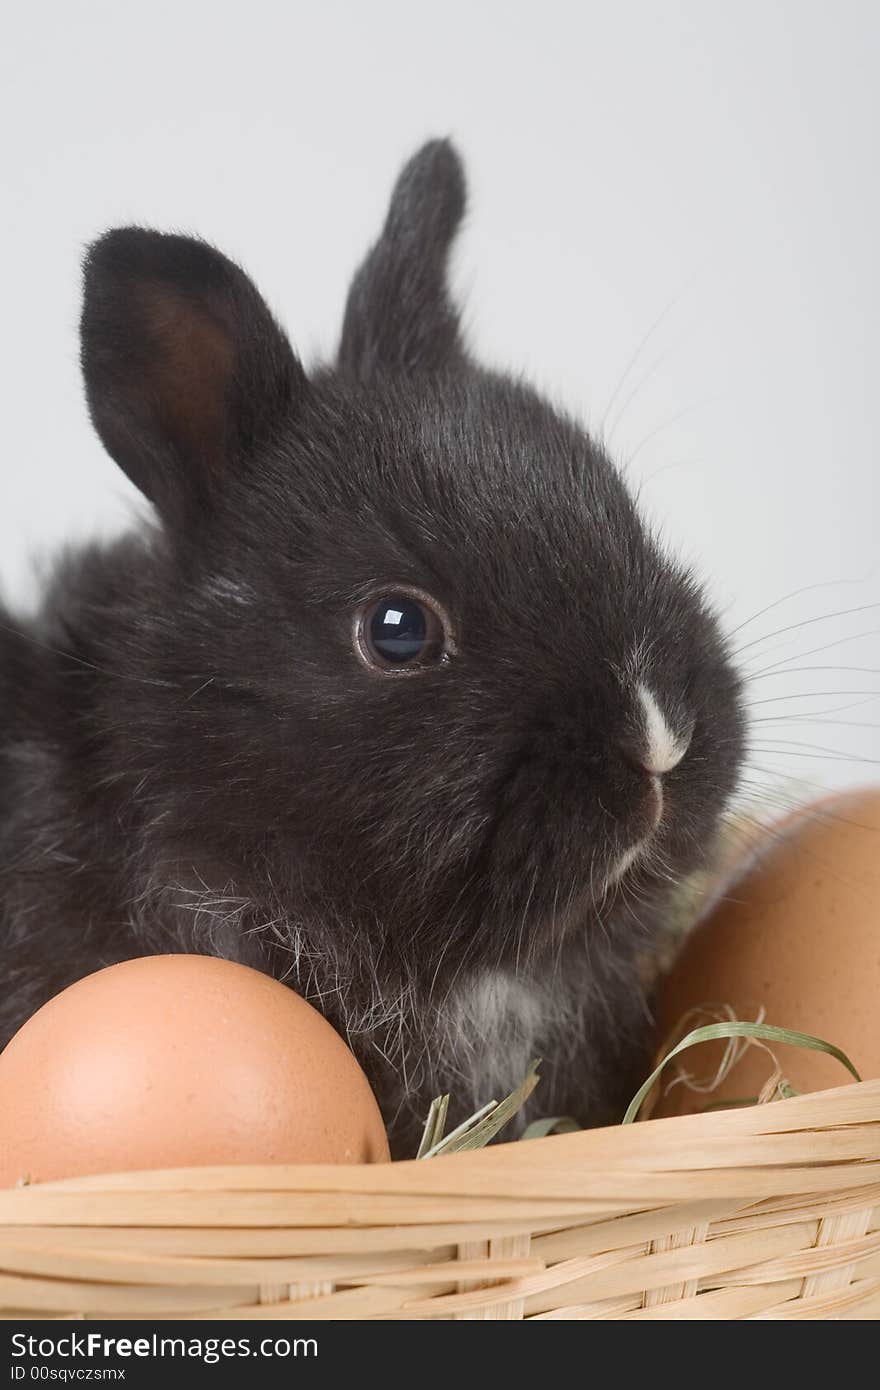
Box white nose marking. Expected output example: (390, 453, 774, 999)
(636, 684, 690, 774)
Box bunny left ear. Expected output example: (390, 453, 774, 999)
(338, 139, 467, 378)
(81, 228, 308, 531)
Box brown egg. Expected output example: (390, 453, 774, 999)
(0, 955, 389, 1185)
(654, 787, 880, 1117)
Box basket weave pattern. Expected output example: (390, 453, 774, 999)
(2, 1081, 878, 1321)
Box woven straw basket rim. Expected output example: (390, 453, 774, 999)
(2, 1078, 879, 1320)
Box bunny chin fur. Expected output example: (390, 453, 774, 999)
(0, 140, 746, 1156)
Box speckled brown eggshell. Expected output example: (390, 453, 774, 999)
(0, 955, 390, 1185)
(654, 787, 880, 1117)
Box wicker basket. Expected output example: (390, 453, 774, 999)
(1, 1078, 878, 1320)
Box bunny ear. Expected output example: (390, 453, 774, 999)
(81, 229, 308, 528)
(338, 139, 467, 378)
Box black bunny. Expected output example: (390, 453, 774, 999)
(0, 141, 744, 1155)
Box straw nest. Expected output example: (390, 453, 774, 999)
(1, 1079, 878, 1320)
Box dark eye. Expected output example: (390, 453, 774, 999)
(356, 591, 450, 672)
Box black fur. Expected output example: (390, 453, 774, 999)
(0, 140, 745, 1156)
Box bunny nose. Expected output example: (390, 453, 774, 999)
(631, 684, 692, 776)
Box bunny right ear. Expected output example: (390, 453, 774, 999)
(81, 228, 308, 530)
(338, 139, 467, 378)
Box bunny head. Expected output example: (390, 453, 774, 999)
(77, 140, 745, 995)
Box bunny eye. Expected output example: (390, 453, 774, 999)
(355, 591, 451, 673)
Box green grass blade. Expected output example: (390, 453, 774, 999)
(622, 1021, 862, 1125)
(416, 1093, 450, 1158)
(420, 1059, 541, 1158)
(521, 1115, 581, 1140)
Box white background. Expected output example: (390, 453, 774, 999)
(2, 1, 878, 806)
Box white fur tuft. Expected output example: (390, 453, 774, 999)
(636, 683, 689, 775)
